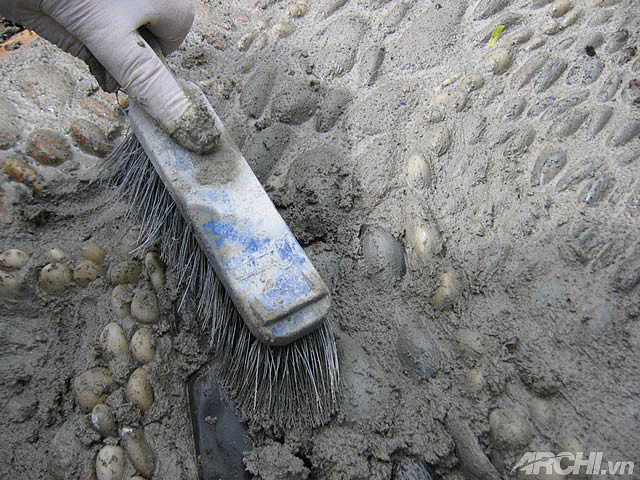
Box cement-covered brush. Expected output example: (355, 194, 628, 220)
(104, 81, 339, 427)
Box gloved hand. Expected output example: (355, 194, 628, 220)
(0, 0, 219, 154)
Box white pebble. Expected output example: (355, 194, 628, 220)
(456, 328, 484, 355)
(47, 247, 70, 263)
(483, 47, 512, 74)
(288, 0, 308, 17)
(100, 322, 129, 358)
(109, 260, 142, 286)
(540, 17, 561, 35)
(462, 73, 485, 92)
(0, 248, 29, 271)
(405, 219, 442, 260)
(73, 367, 113, 413)
(0, 271, 20, 298)
(118, 226, 142, 255)
(440, 72, 461, 88)
(272, 21, 295, 37)
(432, 271, 460, 312)
(81, 242, 106, 264)
(127, 367, 154, 413)
(90, 403, 117, 438)
(428, 125, 452, 156)
(551, 0, 572, 17)
(406, 154, 432, 189)
(121, 427, 155, 478)
(144, 252, 165, 291)
(529, 398, 555, 430)
(39, 262, 73, 294)
(96, 445, 125, 480)
(433, 90, 467, 112)
(130, 328, 155, 365)
(489, 407, 532, 450)
(74, 259, 103, 287)
(237, 32, 255, 51)
(131, 289, 159, 324)
(111, 285, 133, 318)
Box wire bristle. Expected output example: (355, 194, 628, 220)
(104, 133, 339, 428)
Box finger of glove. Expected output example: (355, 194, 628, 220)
(145, 0, 194, 55)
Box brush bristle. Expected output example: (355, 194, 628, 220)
(104, 133, 339, 428)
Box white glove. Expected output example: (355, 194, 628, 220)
(0, 0, 218, 153)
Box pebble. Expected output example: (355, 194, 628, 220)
(529, 398, 555, 430)
(74, 260, 103, 287)
(271, 80, 319, 125)
(512, 54, 548, 89)
(499, 97, 527, 120)
(47, 247, 70, 263)
(90, 404, 117, 438)
(130, 328, 155, 365)
(613, 252, 640, 292)
(540, 90, 589, 122)
(560, 8, 581, 28)
(565, 57, 604, 86)
(462, 115, 488, 144)
(489, 407, 533, 450)
(121, 427, 155, 478)
(240, 64, 277, 118)
(96, 445, 125, 480)
(0, 129, 19, 150)
(579, 174, 611, 205)
(456, 328, 484, 356)
(236, 32, 255, 51)
(550, 0, 572, 17)
(316, 16, 365, 78)
(1, 153, 45, 193)
(428, 125, 452, 156)
(70, 119, 112, 158)
(130, 288, 160, 324)
(0, 248, 29, 271)
(109, 260, 142, 286)
(359, 45, 385, 86)
(118, 226, 143, 255)
(26, 129, 71, 165)
(465, 368, 486, 394)
(483, 47, 512, 75)
(610, 119, 640, 147)
(605, 28, 628, 53)
(392, 456, 435, 480)
(16, 64, 72, 111)
(530, 0, 553, 7)
(531, 148, 567, 186)
(322, 0, 347, 18)
(432, 271, 460, 312)
(81, 243, 106, 264)
(525, 35, 547, 51)
(534, 58, 567, 92)
(462, 74, 484, 92)
(361, 226, 406, 287)
(447, 414, 500, 480)
(396, 323, 436, 380)
(597, 73, 623, 101)
(315, 88, 351, 133)
(555, 157, 597, 192)
(510, 28, 533, 46)
(433, 90, 467, 112)
(73, 367, 113, 413)
(126, 367, 154, 413)
(288, 0, 308, 17)
(111, 285, 133, 318)
(100, 323, 129, 358)
(39, 262, 73, 294)
(621, 79, 640, 106)
(473, 0, 510, 19)
(549, 110, 589, 137)
(405, 218, 442, 260)
(540, 17, 561, 35)
(81, 96, 122, 123)
(613, 46, 637, 66)
(503, 126, 536, 157)
(0, 270, 20, 298)
(244, 124, 290, 181)
(271, 21, 295, 38)
(144, 252, 165, 291)
(406, 154, 432, 190)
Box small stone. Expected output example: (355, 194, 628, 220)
(579, 174, 611, 205)
(531, 148, 567, 186)
(540, 90, 589, 121)
(550, 0, 572, 17)
(392, 456, 435, 480)
(549, 110, 589, 137)
(240, 64, 277, 118)
(555, 157, 597, 192)
(456, 328, 484, 356)
(0, 271, 20, 298)
(130, 289, 160, 324)
(0, 249, 29, 271)
(73, 367, 113, 413)
(81, 97, 122, 123)
(70, 119, 112, 158)
(236, 32, 255, 51)
(539, 17, 561, 35)
(489, 407, 532, 451)
(559, 8, 581, 28)
(271, 80, 319, 125)
(447, 413, 501, 480)
(499, 97, 527, 120)
(613, 46, 637, 66)
(565, 57, 604, 86)
(428, 125, 452, 156)
(406, 154, 432, 190)
(432, 271, 460, 312)
(90, 404, 117, 438)
(465, 368, 486, 394)
(440, 73, 461, 89)
(74, 260, 103, 287)
(598, 73, 623, 101)
(609, 119, 640, 147)
(613, 251, 640, 292)
(511, 54, 548, 89)
(503, 126, 536, 157)
(605, 28, 628, 53)
(462, 114, 488, 144)
(473, 0, 510, 20)
(271, 21, 295, 37)
(361, 226, 405, 287)
(533, 58, 567, 92)
(120, 427, 155, 478)
(525, 35, 547, 51)
(529, 398, 555, 430)
(243, 124, 290, 182)
(359, 45, 385, 86)
(433, 90, 467, 112)
(621, 78, 640, 106)
(461, 73, 484, 92)
(288, 0, 308, 17)
(315, 88, 351, 133)
(483, 47, 512, 74)
(109, 260, 142, 286)
(1, 154, 45, 193)
(510, 28, 533, 45)
(396, 322, 437, 380)
(39, 262, 73, 294)
(26, 129, 71, 165)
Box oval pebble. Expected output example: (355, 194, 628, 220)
(489, 407, 533, 450)
(121, 427, 155, 478)
(90, 403, 117, 438)
(610, 119, 640, 147)
(588, 106, 613, 137)
(465, 368, 486, 394)
(109, 260, 142, 286)
(81, 243, 106, 264)
(47, 247, 70, 263)
(579, 174, 611, 206)
(1, 153, 45, 193)
(127, 367, 154, 413)
(131, 289, 159, 324)
(565, 57, 604, 85)
(456, 328, 484, 356)
(462, 73, 484, 92)
(432, 271, 460, 312)
(531, 148, 567, 186)
(433, 90, 467, 112)
(130, 328, 155, 365)
(605, 28, 628, 53)
(483, 47, 511, 74)
(406, 154, 432, 189)
(111, 285, 133, 319)
(428, 125, 452, 156)
(0, 248, 29, 271)
(549, 110, 589, 137)
(0, 271, 20, 298)
(26, 129, 71, 165)
(288, 0, 308, 17)
(499, 97, 527, 120)
(503, 126, 536, 157)
(533, 58, 567, 92)
(392, 455, 434, 480)
(144, 252, 165, 291)
(39, 262, 73, 294)
(550, 0, 572, 17)
(597, 73, 623, 101)
(96, 445, 125, 480)
(74, 259, 103, 287)
(447, 414, 500, 479)
(396, 323, 436, 380)
(100, 322, 129, 358)
(512, 54, 548, 89)
(405, 219, 442, 260)
(361, 226, 406, 287)
(529, 398, 555, 430)
(73, 367, 113, 413)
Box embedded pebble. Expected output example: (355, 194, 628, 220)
(111, 285, 133, 319)
(456, 328, 484, 356)
(240, 64, 277, 118)
(529, 398, 555, 430)
(549, 110, 589, 137)
(288, 0, 308, 17)
(121, 427, 155, 478)
(531, 148, 567, 186)
(126, 367, 154, 413)
(130, 328, 155, 365)
(236, 32, 254, 51)
(461, 74, 484, 92)
(131, 289, 160, 324)
(361, 226, 406, 287)
(316, 16, 365, 78)
(613, 46, 637, 66)
(0, 248, 29, 271)
(540, 17, 561, 35)
(440, 73, 461, 89)
(525, 35, 547, 51)
(483, 47, 511, 75)
(499, 97, 526, 120)
(559, 7, 581, 28)
(1, 153, 45, 193)
(613, 252, 640, 292)
(271, 80, 319, 125)
(271, 21, 295, 38)
(90, 404, 117, 438)
(26, 129, 71, 165)
(47, 247, 70, 263)
(531, 0, 553, 8)
(70, 119, 112, 158)
(100, 323, 129, 358)
(109, 260, 142, 286)
(540, 90, 589, 121)
(39, 262, 73, 294)
(503, 126, 536, 157)
(473, 0, 510, 20)
(244, 123, 291, 181)
(144, 252, 165, 291)
(406, 154, 432, 190)
(621, 78, 640, 106)
(73, 367, 113, 413)
(81, 243, 106, 264)
(527, 96, 556, 118)
(315, 88, 351, 133)
(432, 271, 460, 312)
(606, 29, 628, 53)
(392, 455, 435, 480)
(610, 119, 640, 147)
(447, 414, 500, 480)
(556, 157, 597, 192)
(550, 0, 572, 17)
(462, 114, 487, 144)
(96, 445, 125, 480)
(74, 259, 103, 287)
(597, 73, 623, 101)
(533, 58, 567, 92)
(0, 271, 20, 298)
(465, 368, 486, 394)
(512, 54, 548, 89)
(565, 57, 604, 85)
(396, 322, 436, 380)
(405, 218, 442, 260)
(428, 125, 452, 156)
(489, 407, 533, 450)
(433, 90, 467, 112)
(510, 28, 533, 45)
(579, 174, 611, 205)
(359, 45, 385, 86)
